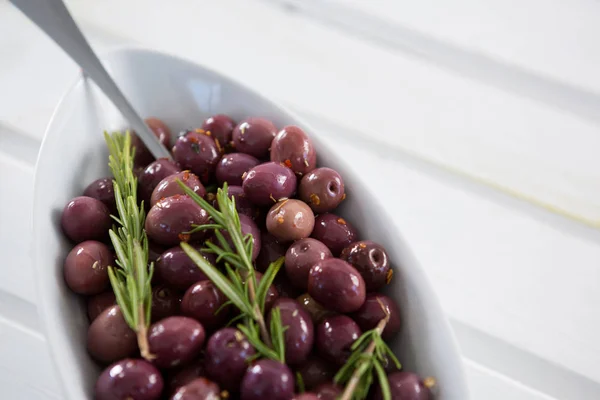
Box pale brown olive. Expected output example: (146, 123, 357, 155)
(266, 199, 315, 242)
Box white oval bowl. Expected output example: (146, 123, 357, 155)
(33, 47, 469, 400)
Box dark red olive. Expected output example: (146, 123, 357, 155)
(308, 258, 366, 313)
(155, 245, 215, 291)
(240, 359, 295, 400)
(340, 240, 391, 291)
(285, 238, 331, 290)
(172, 130, 222, 184)
(138, 158, 182, 206)
(313, 383, 342, 400)
(148, 316, 205, 369)
(296, 356, 335, 390)
(64, 240, 112, 295)
(256, 232, 288, 272)
(181, 280, 230, 331)
(293, 394, 319, 400)
(270, 126, 317, 176)
(170, 377, 221, 400)
(202, 114, 236, 150)
(166, 358, 206, 395)
(232, 117, 277, 158)
(370, 372, 433, 400)
(311, 213, 358, 256)
(351, 293, 402, 340)
(268, 298, 314, 365)
(145, 195, 210, 246)
(316, 315, 361, 366)
(150, 171, 206, 207)
(87, 305, 137, 364)
(151, 284, 181, 322)
(296, 293, 333, 324)
(216, 153, 260, 186)
(95, 358, 163, 400)
(83, 177, 116, 214)
(131, 117, 173, 167)
(87, 291, 116, 321)
(61, 196, 111, 243)
(298, 168, 344, 213)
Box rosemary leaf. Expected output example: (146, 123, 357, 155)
(269, 307, 286, 363)
(256, 257, 284, 313)
(296, 372, 305, 393)
(373, 360, 392, 400)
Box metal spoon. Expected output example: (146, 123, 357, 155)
(10, 0, 172, 160)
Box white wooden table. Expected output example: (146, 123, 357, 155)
(2, 0, 600, 398)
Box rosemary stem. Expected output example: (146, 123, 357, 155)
(136, 305, 154, 360)
(247, 276, 273, 348)
(339, 310, 390, 400)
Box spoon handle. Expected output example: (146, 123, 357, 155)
(10, 0, 172, 160)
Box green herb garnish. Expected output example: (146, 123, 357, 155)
(335, 303, 401, 400)
(104, 131, 154, 360)
(177, 181, 286, 362)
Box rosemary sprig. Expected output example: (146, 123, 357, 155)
(177, 181, 286, 361)
(335, 304, 401, 400)
(104, 131, 154, 360)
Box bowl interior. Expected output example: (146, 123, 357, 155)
(33, 47, 468, 399)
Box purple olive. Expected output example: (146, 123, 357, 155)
(83, 177, 116, 214)
(298, 168, 344, 213)
(87, 291, 116, 321)
(296, 356, 335, 391)
(256, 232, 288, 272)
(205, 328, 257, 391)
(87, 305, 137, 364)
(95, 358, 163, 400)
(148, 316, 205, 369)
(308, 258, 366, 313)
(181, 280, 230, 331)
(316, 315, 362, 366)
(285, 238, 332, 290)
(270, 126, 316, 176)
(311, 214, 359, 256)
(242, 162, 297, 206)
(273, 272, 302, 299)
(216, 153, 260, 186)
(170, 377, 221, 400)
(293, 394, 319, 400)
(202, 114, 236, 150)
(131, 117, 173, 167)
(172, 131, 222, 184)
(150, 171, 206, 207)
(352, 293, 402, 340)
(370, 372, 433, 400)
(313, 383, 342, 400)
(61, 196, 111, 243)
(240, 359, 295, 400)
(145, 195, 209, 246)
(212, 185, 259, 219)
(340, 240, 391, 291)
(266, 200, 315, 243)
(151, 284, 181, 322)
(156, 245, 215, 291)
(64, 240, 111, 295)
(232, 117, 277, 158)
(138, 158, 182, 205)
(268, 298, 314, 365)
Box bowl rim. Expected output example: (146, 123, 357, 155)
(33, 44, 469, 399)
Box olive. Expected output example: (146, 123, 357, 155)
(138, 158, 182, 206)
(273, 273, 302, 299)
(202, 114, 236, 150)
(131, 117, 173, 167)
(155, 245, 215, 291)
(87, 305, 137, 364)
(293, 394, 319, 400)
(311, 213, 358, 256)
(240, 359, 295, 400)
(217, 214, 262, 261)
(95, 358, 163, 400)
(256, 232, 288, 272)
(351, 293, 401, 340)
(313, 383, 342, 400)
(308, 258, 366, 313)
(150, 171, 206, 207)
(298, 168, 344, 214)
(232, 117, 277, 158)
(83, 177, 116, 214)
(216, 153, 260, 186)
(148, 316, 205, 369)
(145, 195, 210, 246)
(295, 356, 335, 390)
(315, 315, 361, 366)
(151, 284, 181, 322)
(370, 372, 432, 400)
(205, 328, 257, 392)
(340, 240, 391, 291)
(61, 196, 111, 243)
(242, 162, 297, 207)
(170, 377, 221, 400)
(172, 130, 222, 184)
(270, 126, 317, 176)
(63, 240, 111, 295)
(266, 200, 315, 243)
(296, 293, 332, 324)
(87, 291, 116, 321)
(213, 185, 259, 219)
(268, 298, 314, 365)
(285, 238, 331, 290)
(181, 280, 230, 331)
